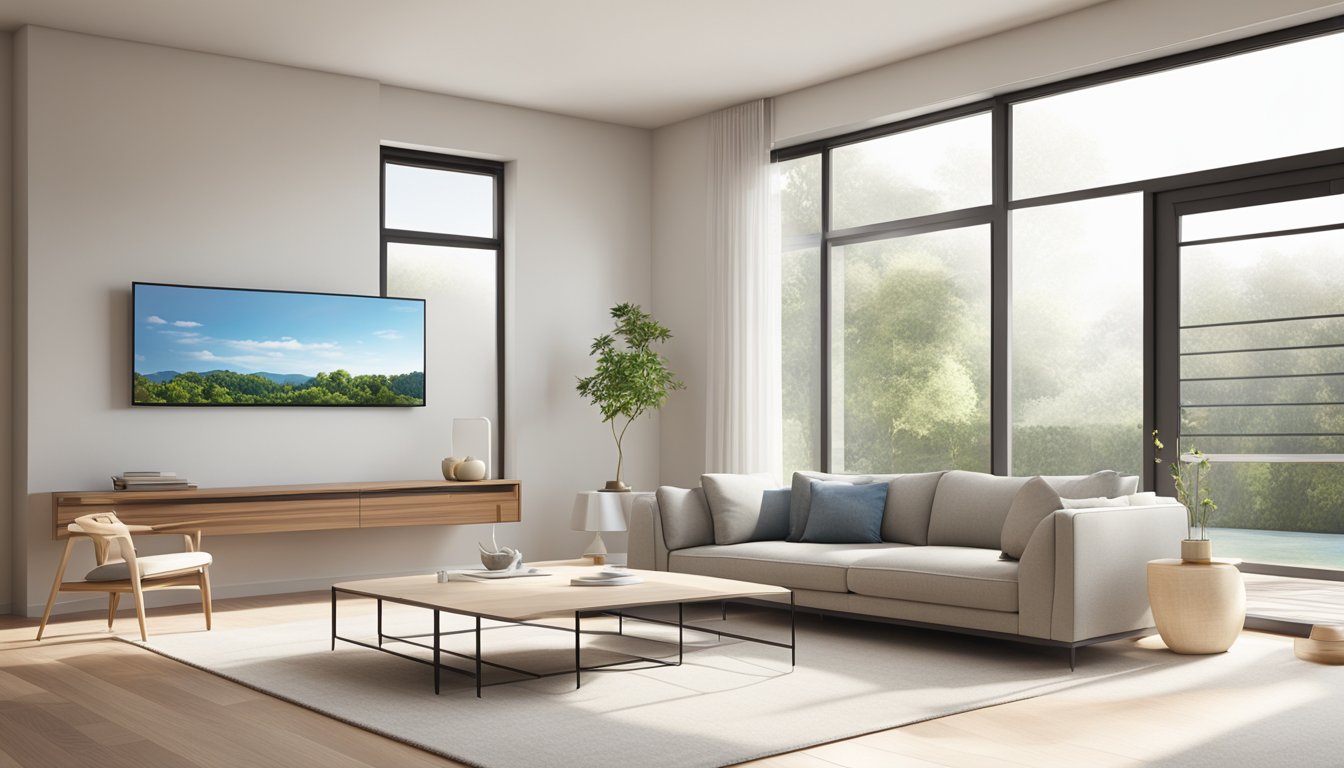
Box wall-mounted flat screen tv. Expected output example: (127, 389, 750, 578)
(132, 282, 425, 407)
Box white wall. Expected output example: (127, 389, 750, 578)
(14, 26, 652, 617)
(651, 115, 710, 489)
(652, 0, 1344, 482)
(1, 31, 14, 614)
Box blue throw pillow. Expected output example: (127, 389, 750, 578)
(800, 481, 887, 544)
(751, 488, 791, 541)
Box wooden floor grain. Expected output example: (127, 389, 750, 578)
(0, 589, 1326, 768)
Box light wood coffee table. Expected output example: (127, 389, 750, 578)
(331, 564, 794, 696)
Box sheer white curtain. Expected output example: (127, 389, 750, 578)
(705, 99, 782, 477)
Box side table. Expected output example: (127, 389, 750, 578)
(1146, 557, 1246, 654)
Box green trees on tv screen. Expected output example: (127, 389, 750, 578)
(133, 370, 424, 406)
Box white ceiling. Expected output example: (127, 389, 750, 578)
(0, 0, 1113, 128)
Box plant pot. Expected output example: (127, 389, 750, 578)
(1181, 538, 1212, 564)
(601, 480, 631, 492)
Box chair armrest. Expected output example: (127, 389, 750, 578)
(1018, 502, 1186, 642)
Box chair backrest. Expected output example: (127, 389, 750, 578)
(72, 512, 135, 565)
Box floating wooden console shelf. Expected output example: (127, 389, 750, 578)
(51, 480, 521, 539)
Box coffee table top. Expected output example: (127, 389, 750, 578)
(333, 565, 790, 622)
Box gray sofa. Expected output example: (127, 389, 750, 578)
(629, 470, 1187, 662)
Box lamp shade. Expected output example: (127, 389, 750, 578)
(571, 492, 628, 533)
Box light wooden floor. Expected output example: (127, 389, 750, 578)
(0, 591, 1327, 768)
(1244, 573, 1344, 625)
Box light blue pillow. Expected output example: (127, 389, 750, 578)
(800, 481, 887, 544)
(751, 488, 791, 541)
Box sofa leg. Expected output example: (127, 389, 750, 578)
(1069, 646, 1077, 671)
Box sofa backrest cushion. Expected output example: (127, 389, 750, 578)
(787, 470, 944, 545)
(701, 473, 779, 545)
(1000, 476, 1062, 560)
(800, 481, 888, 544)
(930, 470, 1138, 549)
(928, 471, 1032, 549)
(655, 486, 715, 551)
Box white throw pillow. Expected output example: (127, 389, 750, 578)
(1060, 496, 1131, 508)
(701, 473, 779, 545)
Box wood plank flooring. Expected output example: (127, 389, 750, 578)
(1244, 572, 1344, 625)
(0, 589, 1330, 768)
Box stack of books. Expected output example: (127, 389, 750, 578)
(111, 471, 196, 491)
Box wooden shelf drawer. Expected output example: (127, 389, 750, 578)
(359, 490, 521, 528)
(53, 495, 360, 537)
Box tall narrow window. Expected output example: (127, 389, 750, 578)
(381, 147, 505, 474)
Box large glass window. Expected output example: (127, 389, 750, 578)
(1176, 188, 1344, 567)
(381, 147, 504, 474)
(777, 20, 1344, 583)
(831, 113, 991, 229)
(831, 226, 991, 473)
(1011, 194, 1144, 476)
(1013, 32, 1344, 200)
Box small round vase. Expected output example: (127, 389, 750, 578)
(441, 457, 461, 481)
(1181, 538, 1212, 564)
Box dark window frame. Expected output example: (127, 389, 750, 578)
(774, 15, 1344, 481)
(380, 146, 507, 477)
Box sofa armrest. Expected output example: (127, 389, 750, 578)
(628, 494, 670, 571)
(1018, 502, 1186, 642)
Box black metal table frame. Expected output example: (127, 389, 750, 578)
(330, 587, 795, 697)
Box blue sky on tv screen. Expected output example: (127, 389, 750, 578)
(133, 284, 424, 378)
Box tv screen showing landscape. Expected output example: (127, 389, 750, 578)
(132, 282, 425, 406)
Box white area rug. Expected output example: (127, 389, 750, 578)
(128, 604, 1181, 768)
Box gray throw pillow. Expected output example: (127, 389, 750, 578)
(655, 486, 714, 551)
(701, 473, 778, 545)
(751, 488, 791, 541)
(800, 481, 888, 544)
(1000, 476, 1062, 561)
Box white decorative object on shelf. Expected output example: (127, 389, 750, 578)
(452, 417, 492, 480)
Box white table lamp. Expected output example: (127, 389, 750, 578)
(571, 492, 627, 565)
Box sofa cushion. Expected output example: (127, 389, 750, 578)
(655, 486, 715, 551)
(928, 471, 1031, 550)
(847, 547, 1020, 613)
(669, 541, 905, 593)
(881, 471, 945, 546)
(1000, 476, 1062, 561)
(752, 488, 792, 541)
(702, 473, 778, 544)
(801, 481, 887, 544)
(788, 470, 943, 545)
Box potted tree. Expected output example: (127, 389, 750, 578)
(576, 303, 684, 491)
(1153, 429, 1216, 562)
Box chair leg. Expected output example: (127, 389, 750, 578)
(36, 538, 77, 641)
(107, 593, 121, 630)
(131, 575, 148, 642)
(200, 567, 213, 631)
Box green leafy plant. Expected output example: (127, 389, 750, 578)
(1152, 429, 1216, 540)
(576, 304, 685, 490)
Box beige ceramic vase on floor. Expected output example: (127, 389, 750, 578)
(1147, 554, 1246, 654)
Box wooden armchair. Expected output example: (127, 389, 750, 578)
(37, 512, 213, 641)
